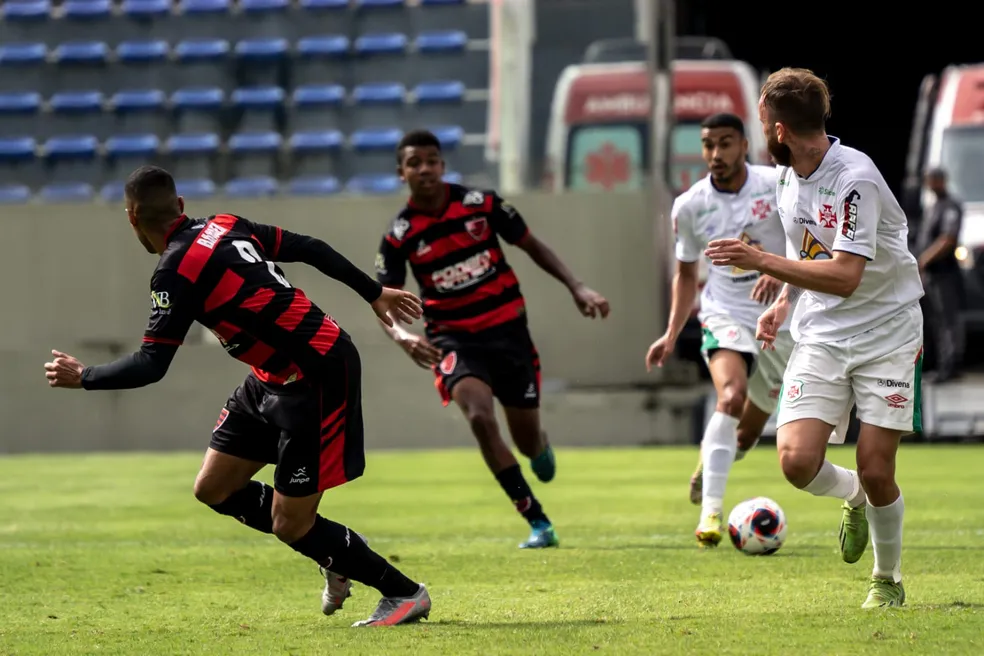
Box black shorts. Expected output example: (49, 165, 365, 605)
(209, 335, 365, 497)
(429, 319, 541, 409)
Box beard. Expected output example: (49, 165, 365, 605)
(711, 160, 743, 185)
(766, 130, 792, 167)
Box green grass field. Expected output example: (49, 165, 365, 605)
(1, 445, 982, 655)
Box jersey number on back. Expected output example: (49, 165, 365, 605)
(232, 239, 291, 288)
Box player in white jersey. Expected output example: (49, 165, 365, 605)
(644, 113, 793, 548)
(705, 68, 923, 608)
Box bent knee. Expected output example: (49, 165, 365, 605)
(465, 405, 498, 441)
(193, 472, 231, 506)
(716, 384, 747, 418)
(272, 511, 316, 544)
(777, 447, 823, 489)
(857, 460, 894, 494)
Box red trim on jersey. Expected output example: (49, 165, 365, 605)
(238, 340, 275, 368)
(275, 290, 312, 332)
(309, 316, 341, 355)
(321, 404, 345, 432)
(203, 269, 245, 313)
(271, 226, 283, 259)
(142, 336, 183, 346)
(318, 380, 348, 491)
(163, 214, 189, 245)
(177, 214, 238, 283)
(252, 364, 304, 385)
(410, 233, 504, 265)
(212, 320, 241, 342)
(431, 297, 526, 333)
(240, 287, 275, 313)
(423, 270, 519, 311)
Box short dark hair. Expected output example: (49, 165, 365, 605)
(701, 113, 744, 135)
(125, 165, 180, 226)
(760, 67, 831, 135)
(396, 129, 442, 164)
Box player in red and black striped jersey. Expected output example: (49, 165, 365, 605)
(44, 166, 431, 627)
(375, 130, 610, 549)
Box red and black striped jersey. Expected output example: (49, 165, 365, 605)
(374, 184, 530, 335)
(143, 213, 377, 385)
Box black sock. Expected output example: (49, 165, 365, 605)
(208, 481, 274, 534)
(495, 464, 549, 525)
(289, 516, 419, 598)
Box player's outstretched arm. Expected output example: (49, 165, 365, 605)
(514, 233, 610, 319)
(44, 342, 179, 390)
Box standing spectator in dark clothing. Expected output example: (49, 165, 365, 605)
(916, 167, 965, 382)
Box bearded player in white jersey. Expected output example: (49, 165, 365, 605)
(706, 68, 923, 608)
(645, 113, 793, 548)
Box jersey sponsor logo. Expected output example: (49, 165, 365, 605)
(465, 217, 490, 241)
(374, 252, 387, 275)
(213, 407, 229, 432)
(799, 229, 832, 261)
(884, 393, 908, 409)
(877, 379, 911, 389)
(289, 467, 311, 485)
(500, 200, 518, 218)
(784, 378, 805, 403)
(463, 191, 484, 206)
(819, 185, 836, 197)
(150, 290, 171, 309)
(751, 199, 772, 221)
(195, 221, 229, 249)
(793, 216, 817, 226)
(818, 204, 837, 228)
(841, 190, 860, 241)
(417, 240, 431, 256)
(391, 217, 411, 242)
(431, 250, 495, 291)
(439, 351, 457, 375)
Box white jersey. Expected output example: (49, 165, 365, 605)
(673, 164, 791, 330)
(775, 137, 924, 343)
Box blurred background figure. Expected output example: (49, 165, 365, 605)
(917, 167, 965, 383)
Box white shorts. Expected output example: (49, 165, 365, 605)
(700, 314, 795, 414)
(777, 303, 924, 434)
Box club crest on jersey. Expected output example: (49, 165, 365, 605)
(439, 351, 457, 375)
(213, 407, 229, 432)
(463, 191, 484, 206)
(751, 199, 771, 220)
(817, 204, 837, 228)
(465, 217, 490, 241)
(391, 218, 411, 242)
(799, 229, 832, 261)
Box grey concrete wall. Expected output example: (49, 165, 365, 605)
(1, 190, 681, 454)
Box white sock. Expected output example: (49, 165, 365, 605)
(734, 438, 759, 462)
(803, 460, 866, 507)
(700, 412, 739, 516)
(867, 494, 904, 583)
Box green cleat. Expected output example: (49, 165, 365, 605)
(531, 444, 556, 483)
(838, 501, 869, 564)
(861, 577, 905, 609)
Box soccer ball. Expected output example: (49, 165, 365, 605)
(727, 497, 787, 555)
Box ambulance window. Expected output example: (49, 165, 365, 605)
(941, 126, 984, 203)
(671, 122, 706, 193)
(566, 124, 646, 191)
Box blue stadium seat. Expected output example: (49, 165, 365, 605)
(40, 182, 95, 203)
(288, 129, 343, 177)
(44, 135, 100, 185)
(171, 87, 225, 133)
(62, 0, 112, 22)
(167, 132, 219, 180)
(0, 43, 47, 93)
(0, 1, 51, 44)
(353, 33, 408, 84)
(356, 0, 404, 6)
(229, 130, 282, 178)
(239, 0, 290, 40)
(295, 35, 349, 86)
(287, 175, 341, 196)
(173, 39, 231, 90)
(116, 40, 169, 91)
(351, 127, 401, 175)
(112, 89, 168, 136)
(234, 38, 288, 87)
(289, 83, 345, 131)
(300, 0, 348, 7)
(122, 0, 171, 19)
(100, 181, 126, 202)
(0, 137, 39, 189)
(415, 80, 464, 103)
(0, 184, 32, 204)
(176, 0, 232, 40)
(51, 42, 110, 95)
(49, 91, 108, 139)
(225, 176, 279, 198)
(421, 0, 465, 4)
(429, 125, 463, 150)
(0, 92, 42, 139)
(346, 173, 402, 195)
(175, 177, 217, 199)
(105, 133, 160, 180)
(416, 30, 467, 53)
(232, 85, 284, 131)
(443, 170, 463, 184)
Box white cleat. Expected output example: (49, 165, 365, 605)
(320, 532, 367, 616)
(351, 584, 432, 627)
